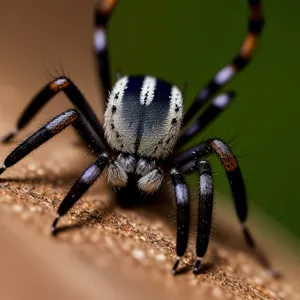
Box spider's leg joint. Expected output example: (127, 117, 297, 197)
(172, 256, 181, 275)
(94, 27, 107, 53)
(193, 257, 203, 274)
(51, 214, 61, 235)
(0, 164, 6, 176)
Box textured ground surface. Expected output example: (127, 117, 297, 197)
(0, 135, 300, 300)
(1, 1, 300, 298)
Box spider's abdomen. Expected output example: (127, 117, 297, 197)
(104, 76, 183, 159)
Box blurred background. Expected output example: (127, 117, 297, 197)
(0, 0, 299, 241)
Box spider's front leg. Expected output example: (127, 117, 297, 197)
(51, 153, 109, 233)
(170, 161, 214, 275)
(0, 109, 104, 175)
(170, 169, 190, 274)
(174, 138, 279, 276)
(193, 160, 214, 274)
(0, 106, 110, 234)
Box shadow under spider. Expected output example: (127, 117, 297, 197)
(0, 171, 80, 186)
(174, 262, 216, 276)
(1, 171, 258, 260)
(52, 203, 115, 236)
(174, 249, 219, 276)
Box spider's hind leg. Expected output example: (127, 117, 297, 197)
(178, 91, 236, 148)
(94, 0, 119, 101)
(183, 0, 265, 126)
(0, 77, 106, 148)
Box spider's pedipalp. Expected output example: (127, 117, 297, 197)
(107, 161, 128, 187)
(137, 168, 163, 193)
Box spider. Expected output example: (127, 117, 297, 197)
(0, 0, 271, 275)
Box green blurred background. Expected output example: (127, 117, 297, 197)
(0, 0, 299, 240)
(107, 0, 299, 238)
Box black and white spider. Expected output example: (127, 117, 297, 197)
(0, 0, 271, 275)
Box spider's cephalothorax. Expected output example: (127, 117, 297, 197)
(104, 76, 183, 158)
(0, 0, 278, 276)
(103, 76, 183, 192)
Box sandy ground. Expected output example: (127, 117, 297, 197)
(1, 133, 300, 300)
(1, 0, 300, 299)
(0, 102, 300, 300)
